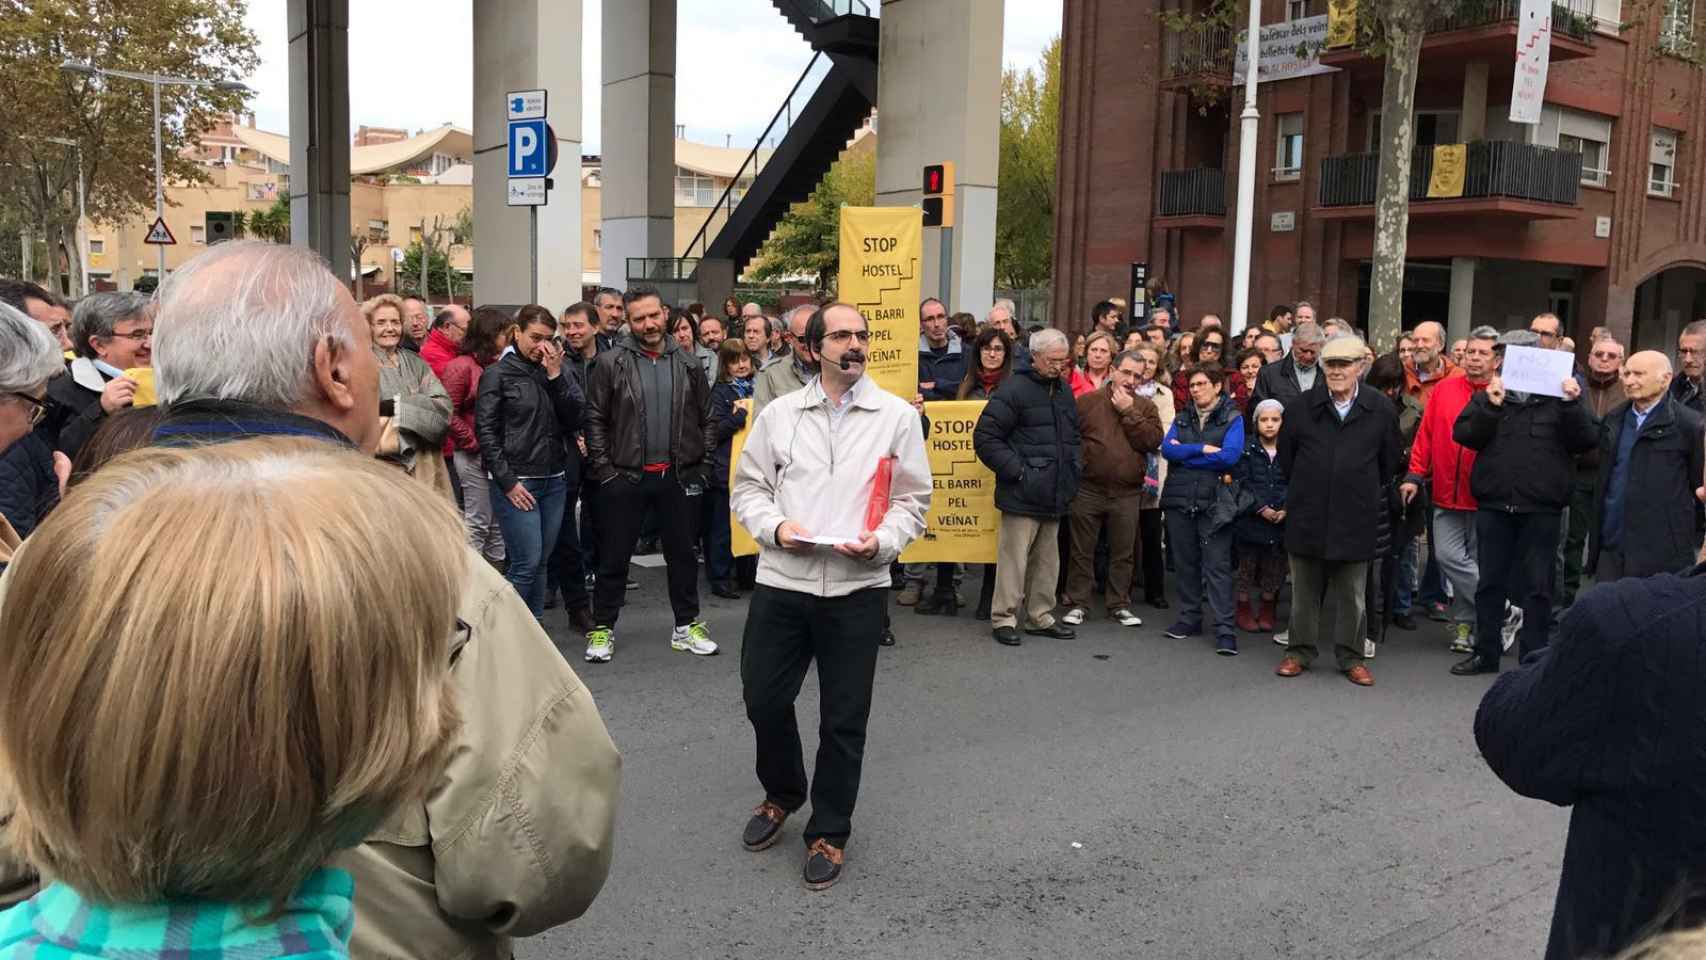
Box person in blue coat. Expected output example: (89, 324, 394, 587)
(1476, 565, 1706, 960)
(1160, 364, 1245, 653)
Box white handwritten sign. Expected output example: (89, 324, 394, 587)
(1234, 15, 1340, 84)
(1509, 0, 1552, 124)
(1501, 344, 1574, 398)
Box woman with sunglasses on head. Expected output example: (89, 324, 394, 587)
(1170, 328, 1248, 412)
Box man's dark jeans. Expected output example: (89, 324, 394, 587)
(742, 585, 885, 847)
(1474, 509, 1563, 663)
(593, 470, 701, 628)
(546, 478, 589, 612)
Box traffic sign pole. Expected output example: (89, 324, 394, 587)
(530, 206, 538, 305)
(507, 89, 552, 306)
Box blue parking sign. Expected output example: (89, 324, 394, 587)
(508, 119, 549, 177)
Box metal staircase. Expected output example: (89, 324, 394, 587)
(677, 0, 878, 287)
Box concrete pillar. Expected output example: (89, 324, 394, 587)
(874, 0, 1003, 320)
(473, 0, 583, 308)
(1448, 256, 1477, 343)
(287, 0, 350, 283)
(600, 0, 676, 290)
(1460, 61, 1489, 141)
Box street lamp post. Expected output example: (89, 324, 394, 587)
(1229, 0, 1263, 337)
(59, 61, 251, 285)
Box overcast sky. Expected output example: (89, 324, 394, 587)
(239, 1, 1061, 154)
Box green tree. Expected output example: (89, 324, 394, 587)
(397, 242, 455, 298)
(996, 37, 1060, 290)
(245, 194, 291, 243)
(748, 144, 875, 292)
(0, 0, 259, 294)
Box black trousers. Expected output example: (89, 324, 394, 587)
(1136, 507, 1165, 602)
(593, 471, 700, 628)
(1473, 509, 1562, 662)
(742, 585, 885, 847)
(546, 477, 589, 611)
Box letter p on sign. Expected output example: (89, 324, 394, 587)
(508, 119, 548, 177)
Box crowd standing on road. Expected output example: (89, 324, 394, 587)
(4, 245, 1706, 957)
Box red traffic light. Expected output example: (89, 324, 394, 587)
(923, 163, 946, 196)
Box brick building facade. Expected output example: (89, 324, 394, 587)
(1053, 0, 1706, 355)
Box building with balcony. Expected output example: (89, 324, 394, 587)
(1055, 0, 1704, 351)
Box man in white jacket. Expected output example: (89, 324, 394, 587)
(731, 302, 931, 891)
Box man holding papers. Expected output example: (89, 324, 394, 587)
(1449, 329, 1598, 676)
(731, 303, 930, 891)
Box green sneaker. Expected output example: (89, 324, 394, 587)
(584, 627, 614, 663)
(671, 621, 719, 656)
(1450, 623, 1472, 654)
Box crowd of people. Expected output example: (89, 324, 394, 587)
(2, 245, 1706, 956)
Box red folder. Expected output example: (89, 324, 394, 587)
(863, 457, 895, 533)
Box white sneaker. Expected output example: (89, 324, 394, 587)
(1450, 623, 1473, 654)
(1273, 629, 1290, 646)
(671, 621, 719, 656)
(1110, 607, 1143, 627)
(1062, 607, 1087, 626)
(1501, 604, 1523, 652)
(1363, 638, 1377, 660)
(584, 627, 614, 663)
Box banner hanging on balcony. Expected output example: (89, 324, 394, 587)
(1509, 0, 1553, 124)
(1426, 144, 1469, 198)
(1234, 15, 1339, 84)
(839, 206, 922, 401)
(1326, 0, 1358, 48)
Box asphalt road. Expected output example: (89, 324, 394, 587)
(522, 567, 1567, 960)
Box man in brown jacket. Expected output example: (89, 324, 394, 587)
(0, 241, 623, 960)
(1062, 349, 1164, 628)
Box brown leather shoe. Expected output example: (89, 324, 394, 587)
(1345, 664, 1375, 687)
(1274, 656, 1305, 678)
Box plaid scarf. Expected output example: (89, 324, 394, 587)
(0, 868, 354, 958)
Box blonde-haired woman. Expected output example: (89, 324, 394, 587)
(0, 438, 465, 957)
(1131, 342, 1175, 609)
(364, 293, 453, 498)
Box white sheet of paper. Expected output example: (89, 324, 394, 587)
(1500, 345, 1575, 399)
(798, 535, 857, 547)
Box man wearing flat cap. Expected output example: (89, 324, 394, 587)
(1274, 334, 1402, 687)
(1449, 329, 1598, 676)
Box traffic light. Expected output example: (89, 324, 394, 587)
(921, 161, 955, 228)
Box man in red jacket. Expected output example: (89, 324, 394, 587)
(419, 304, 469, 379)
(1401, 325, 1506, 654)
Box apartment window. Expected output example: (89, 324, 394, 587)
(1662, 0, 1695, 55)
(1274, 113, 1304, 181)
(190, 225, 206, 245)
(367, 219, 387, 241)
(730, 176, 754, 204)
(1367, 111, 1460, 151)
(1593, 0, 1623, 31)
(88, 239, 104, 255)
(1286, 0, 1311, 20)
(1650, 127, 1679, 197)
(673, 165, 717, 206)
(1560, 135, 1611, 186)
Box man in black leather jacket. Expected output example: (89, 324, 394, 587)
(582, 285, 716, 663)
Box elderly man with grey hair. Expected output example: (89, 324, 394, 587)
(752, 303, 820, 417)
(0, 301, 66, 550)
(45, 290, 152, 458)
(986, 299, 1029, 363)
(973, 327, 1083, 647)
(133, 240, 622, 959)
(1251, 320, 1325, 412)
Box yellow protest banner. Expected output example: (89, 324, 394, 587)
(838, 206, 922, 401)
(729, 423, 760, 557)
(899, 400, 1000, 564)
(1327, 0, 1358, 47)
(1426, 143, 1468, 199)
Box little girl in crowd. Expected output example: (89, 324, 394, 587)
(1235, 399, 1288, 635)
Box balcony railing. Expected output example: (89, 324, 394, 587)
(1162, 24, 1234, 81)
(1429, 0, 1596, 42)
(1158, 168, 1228, 217)
(1319, 140, 1583, 208)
